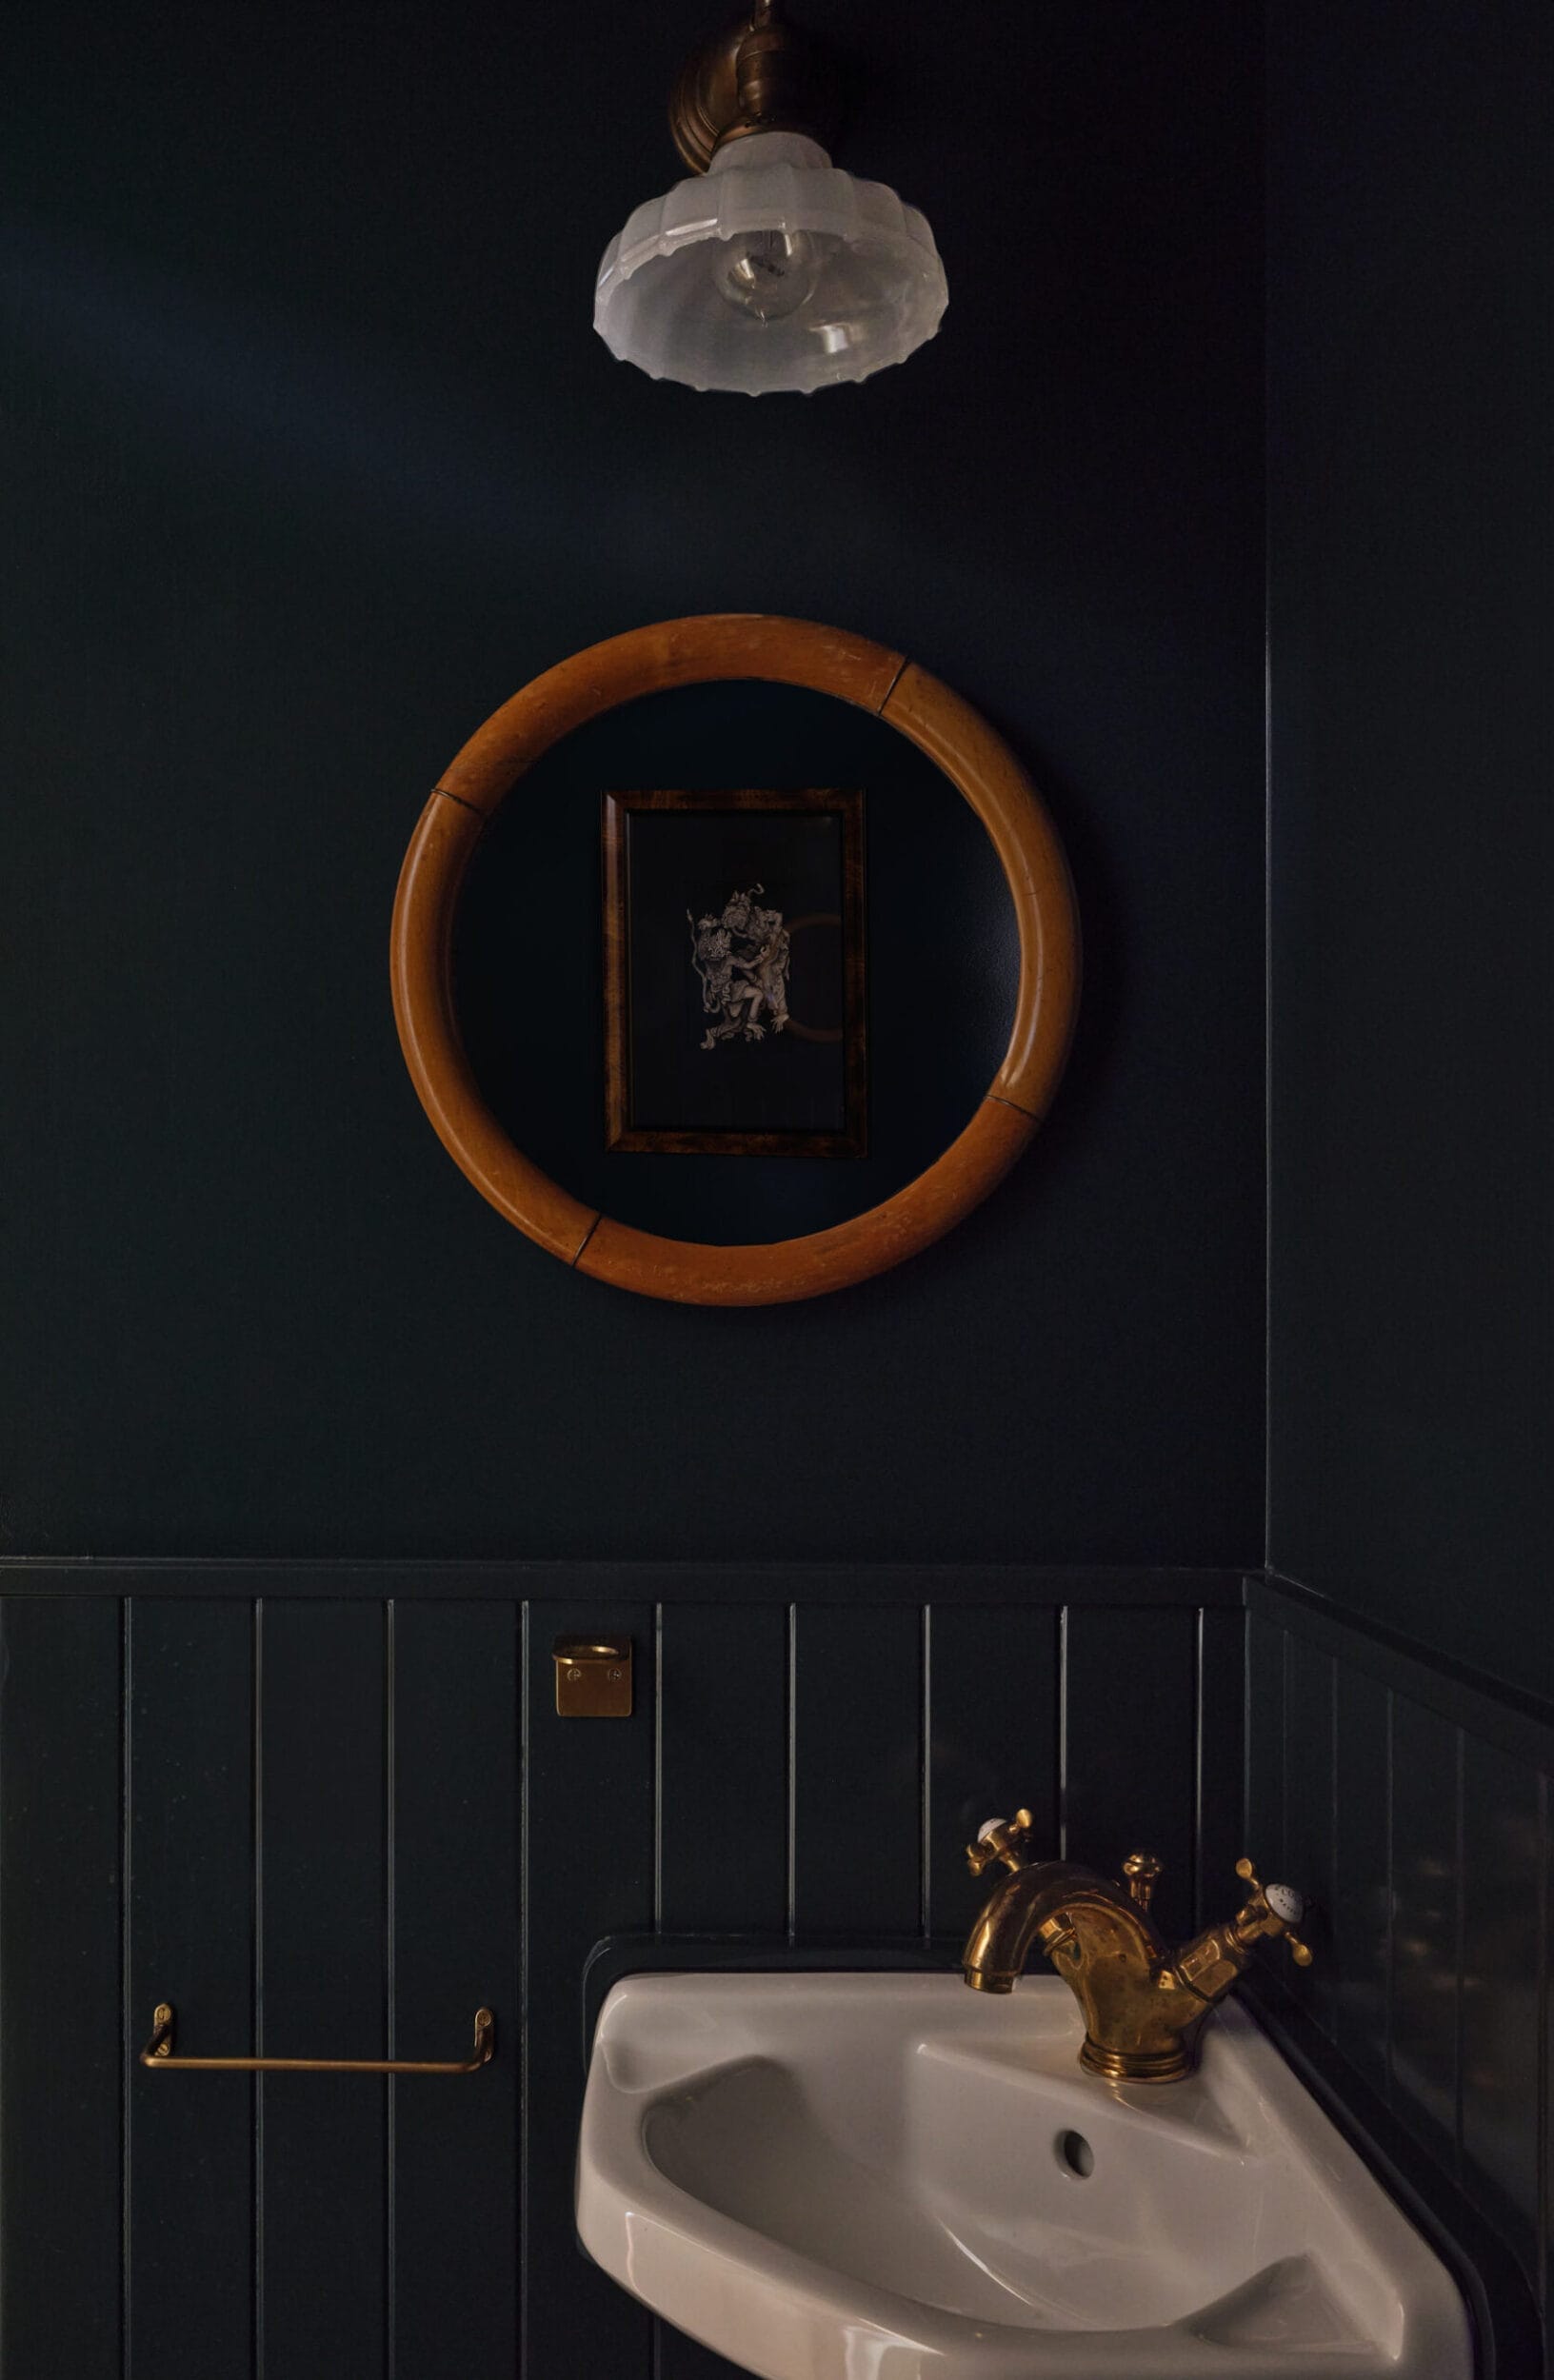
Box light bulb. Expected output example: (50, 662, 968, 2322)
(712, 228, 834, 322)
(595, 129, 947, 394)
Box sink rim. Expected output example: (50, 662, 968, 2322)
(577, 1967, 1475, 2380)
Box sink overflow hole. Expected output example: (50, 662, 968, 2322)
(1055, 2130, 1095, 2179)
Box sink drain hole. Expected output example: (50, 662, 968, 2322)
(1055, 2129, 1095, 2178)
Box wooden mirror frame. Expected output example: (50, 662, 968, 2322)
(390, 615, 1080, 1305)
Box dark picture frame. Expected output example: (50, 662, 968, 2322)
(603, 787, 867, 1156)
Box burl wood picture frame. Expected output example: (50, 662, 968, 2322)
(601, 786, 867, 1158)
(390, 613, 1080, 1307)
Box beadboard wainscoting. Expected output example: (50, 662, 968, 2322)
(0, 1564, 1243, 2380)
(1245, 1577, 1553, 2364)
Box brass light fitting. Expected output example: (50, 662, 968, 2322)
(963, 1817, 1312, 2084)
(668, 0, 843, 171)
(593, 1, 947, 394)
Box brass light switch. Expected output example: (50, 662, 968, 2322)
(553, 1637, 633, 1717)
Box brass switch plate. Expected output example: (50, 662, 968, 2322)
(553, 1637, 633, 1717)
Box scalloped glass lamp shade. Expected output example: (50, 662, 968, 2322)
(594, 132, 948, 395)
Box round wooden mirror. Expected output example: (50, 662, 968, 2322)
(390, 614, 1079, 1304)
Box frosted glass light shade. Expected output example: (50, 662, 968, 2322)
(594, 132, 947, 395)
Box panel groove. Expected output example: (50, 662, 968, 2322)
(1057, 1605, 1069, 1860)
(120, 1599, 132, 2380)
(1191, 1609, 1205, 1929)
(1384, 1691, 1395, 2115)
(384, 1599, 396, 2380)
(518, 1602, 531, 2380)
(1279, 1627, 1290, 1884)
(252, 1600, 265, 2380)
(1194, 1609, 1245, 1932)
(1327, 1646, 1338, 2013)
(653, 1605, 665, 1937)
(1532, 1780, 1542, 2313)
(919, 1607, 932, 1941)
(785, 1604, 797, 1942)
(651, 1601, 665, 2380)
(1241, 1607, 1252, 1852)
(1451, 1726, 1464, 2189)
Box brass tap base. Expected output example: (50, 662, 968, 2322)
(1079, 2035, 1196, 2086)
(959, 1837, 1311, 2090)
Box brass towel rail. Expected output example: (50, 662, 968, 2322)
(141, 2003, 494, 2073)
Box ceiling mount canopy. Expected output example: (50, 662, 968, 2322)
(667, 0, 844, 172)
(594, 1, 947, 396)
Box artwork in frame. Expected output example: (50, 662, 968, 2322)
(602, 787, 867, 1156)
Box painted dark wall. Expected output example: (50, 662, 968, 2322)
(1265, 0, 1554, 1697)
(1245, 1581, 1551, 2361)
(2, 0, 1265, 1563)
(1264, 11, 1553, 2362)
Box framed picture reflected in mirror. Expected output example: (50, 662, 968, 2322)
(602, 787, 867, 1156)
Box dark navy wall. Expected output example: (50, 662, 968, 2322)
(1245, 1581, 1552, 2358)
(1264, 6, 1553, 2365)
(1, 0, 1265, 1565)
(1265, 0, 1554, 1697)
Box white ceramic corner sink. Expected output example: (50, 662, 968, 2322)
(577, 1973, 1472, 2379)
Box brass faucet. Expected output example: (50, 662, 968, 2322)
(962, 1813, 1312, 2084)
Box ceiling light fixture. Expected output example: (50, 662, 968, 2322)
(593, 0, 947, 395)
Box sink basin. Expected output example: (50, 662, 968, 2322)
(577, 1972, 1471, 2378)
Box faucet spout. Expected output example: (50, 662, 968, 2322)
(963, 1859, 1145, 1993)
(963, 1855, 1205, 2081)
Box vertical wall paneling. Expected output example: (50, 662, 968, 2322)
(791, 1605, 923, 1935)
(654, 1608, 789, 2380)
(657, 1603, 788, 1935)
(1388, 1696, 1463, 2172)
(258, 1600, 388, 2380)
(1195, 1608, 1246, 1930)
(1459, 1733, 1544, 2300)
(0, 1597, 123, 2379)
(127, 1598, 254, 2380)
(390, 1600, 521, 2379)
(1063, 1607, 1198, 1940)
(1543, 1768, 1551, 2336)
(1331, 1663, 1392, 2097)
(21, 1573, 1509, 2371)
(1245, 1606, 1286, 1886)
(1248, 1581, 1554, 2363)
(1281, 1636, 1336, 2031)
(522, 1600, 655, 2380)
(926, 1603, 1059, 1941)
